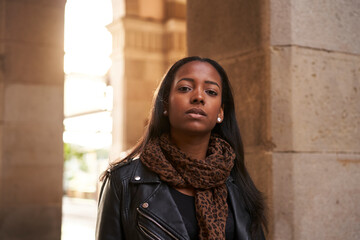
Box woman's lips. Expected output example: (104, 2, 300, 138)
(185, 108, 207, 118)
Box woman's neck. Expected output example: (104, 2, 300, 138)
(169, 130, 211, 160)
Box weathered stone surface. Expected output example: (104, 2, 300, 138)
(5, 1, 64, 46)
(187, 0, 268, 58)
(4, 43, 64, 85)
(273, 152, 360, 240)
(0, 82, 3, 121)
(3, 122, 63, 167)
(219, 51, 271, 152)
(0, 1, 65, 239)
(0, 205, 62, 240)
(4, 84, 63, 123)
(270, 0, 291, 46)
(125, 58, 165, 83)
(271, 0, 360, 54)
(271, 46, 360, 152)
(245, 151, 273, 197)
(125, 100, 152, 148)
(138, 0, 164, 20)
(1, 166, 63, 205)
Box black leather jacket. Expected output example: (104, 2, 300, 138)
(96, 158, 260, 240)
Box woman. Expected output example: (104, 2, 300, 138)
(96, 56, 267, 240)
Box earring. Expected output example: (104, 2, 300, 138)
(217, 117, 222, 123)
(163, 110, 168, 115)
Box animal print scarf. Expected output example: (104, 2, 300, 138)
(141, 134, 235, 240)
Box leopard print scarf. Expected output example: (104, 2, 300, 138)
(141, 134, 235, 240)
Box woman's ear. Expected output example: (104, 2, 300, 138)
(163, 104, 168, 116)
(217, 105, 224, 123)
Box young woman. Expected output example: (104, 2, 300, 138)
(96, 56, 267, 240)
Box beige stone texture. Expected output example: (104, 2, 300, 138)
(0, 82, 3, 121)
(269, 0, 292, 46)
(125, 57, 165, 83)
(271, 0, 360, 54)
(2, 122, 63, 167)
(187, 0, 268, 59)
(4, 43, 64, 85)
(4, 1, 64, 46)
(271, 46, 360, 152)
(0, 205, 62, 240)
(165, 0, 186, 20)
(139, 0, 164, 20)
(4, 84, 63, 123)
(0, 1, 65, 239)
(245, 151, 273, 202)
(124, 100, 152, 148)
(219, 52, 271, 152)
(273, 152, 360, 240)
(109, 4, 186, 152)
(1, 166, 63, 206)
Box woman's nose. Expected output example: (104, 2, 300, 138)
(190, 88, 205, 104)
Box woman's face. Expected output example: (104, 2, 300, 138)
(166, 61, 224, 136)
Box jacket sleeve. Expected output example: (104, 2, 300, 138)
(95, 173, 124, 240)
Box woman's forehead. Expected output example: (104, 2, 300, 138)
(174, 61, 221, 84)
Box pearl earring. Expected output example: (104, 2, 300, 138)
(163, 110, 168, 115)
(217, 117, 222, 122)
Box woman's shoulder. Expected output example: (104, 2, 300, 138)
(107, 157, 140, 179)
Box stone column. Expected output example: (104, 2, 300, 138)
(270, 1, 360, 240)
(0, 1, 65, 239)
(187, 0, 360, 239)
(109, 0, 186, 156)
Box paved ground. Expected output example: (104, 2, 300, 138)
(61, 196, 97, 240)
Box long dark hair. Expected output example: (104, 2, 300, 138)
(107, 56, 267, 239)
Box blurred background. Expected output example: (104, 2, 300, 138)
(0, 0, 359, 240)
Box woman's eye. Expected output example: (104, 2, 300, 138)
(206, 90, 218, 96)
(178, 86, 191, 92)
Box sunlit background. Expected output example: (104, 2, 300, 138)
(62, 0, 113, 239)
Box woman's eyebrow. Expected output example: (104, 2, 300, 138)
(177, 78, 220, 88)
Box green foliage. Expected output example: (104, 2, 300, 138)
(64, 143, 85, 162)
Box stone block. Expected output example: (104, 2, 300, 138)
(271, 0, 360, 54)
(1, 165, 63, 205)
(0, 82, 3, 121)
(219, 51, 272, 152)
(245, 151, 273, 200)
(270, 0, 292, 46)
(271, 46, 360, 152)
(4, 84, 63, 123)
(4, 43, 64, 85)
(187, 0, 267, 58)
(0, 205, 62, 240)
(3, 121, 63, 167)
(139, 0, 164, 20)
(126, 79, 157, 102)
(270, 47, 294, 151)
(273, 152, 360, 240)
(125, 100, 151, 148)
(5, 1, 64, 46)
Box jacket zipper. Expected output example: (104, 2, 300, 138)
(136, 208, 179, 240)
(138, 222, 162, 240)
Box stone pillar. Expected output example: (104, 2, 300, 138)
(109, 0, 186, 156)
(270, 1, 360, 240)
(187, 0, 360, 239)
(0, 1, 65, 239)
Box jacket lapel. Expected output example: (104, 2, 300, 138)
(130, 159, 190, 240)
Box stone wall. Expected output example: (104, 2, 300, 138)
(187, 0, 360, 239)
(109, 0, 186, 157)
(0, 0, 66, 239)
(270, 1, 360, 239)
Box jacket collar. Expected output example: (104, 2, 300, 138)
(130, 158, 161, 184)
(130, 157, 235, 184)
